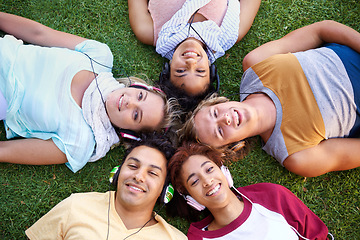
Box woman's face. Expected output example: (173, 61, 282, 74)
(194, 101, 257, 147)
(170, 38, 210, 96)
(181, 155, 230, 209)
(105, 87, 164, 131)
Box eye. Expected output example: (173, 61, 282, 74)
(190, 179, 199, 186)
(176, 69, 185, 73)
(206, 166, 214, 173)
(218, 126, 223, 137)
(197, 69, 205, 73)
(138, 91, 143, 101)
(128, 164, 137, 169)
(149, 171, 159, 177)
(133, 110, 139, 121)
(213, 109, 218, 118)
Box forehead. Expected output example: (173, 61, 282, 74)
(125, 145, 167, 169)
(181, 155, 211, 175)
(140, 91, 165, 129)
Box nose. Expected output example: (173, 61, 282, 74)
(134, 169, 145, 183)
(202, 175, 213, 187)
(124, 96, 138, 109)
(218, 113, 231, 126)
(185, 58, 197, 68)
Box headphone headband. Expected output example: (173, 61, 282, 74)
(130, 83, 164, 94)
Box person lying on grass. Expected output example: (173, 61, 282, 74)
(0, 12, 178, 172)
(128, 0, 261, 111)
(168, 142, 332, 240)
(26, 132, 186, 240)
(181, 20, 360, 177)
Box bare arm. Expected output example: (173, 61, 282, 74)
(0, 138, 67, 165)
(0, 12, 87, 50)
(283, 138, 360, 177)
(243, 20, 360, 71)
(237, 0, 261, 43)
(128, 0, 154, 46)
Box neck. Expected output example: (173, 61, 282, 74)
(207, 191, 244, 231)
(245, 93, 276, 143)
(114, 198, 157, 230)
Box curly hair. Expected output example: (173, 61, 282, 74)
(157, 64, 217, 113)
(124, 132, 176, 163)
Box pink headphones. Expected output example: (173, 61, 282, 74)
(129, 82, 164, 94)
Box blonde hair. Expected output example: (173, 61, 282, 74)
(179, 93, 256, 161)
(179, 93, 229, 141)
(117, 76, 181, 131)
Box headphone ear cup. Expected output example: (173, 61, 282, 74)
(209, 64, 220, 92)
(109, 166, 121, 187)
(184, 195, 206, 211)
(117, 128, 141, 141)
(220, 165, 233, 188)
(159, 182, 175, 204)
(159, 62, 170, 83)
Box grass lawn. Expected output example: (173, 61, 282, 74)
(0, 0, 359, 239)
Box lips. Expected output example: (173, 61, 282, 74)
(182, 50, 200, 57)
(206, 183, 221, 196)
(126, 182, 146, 193)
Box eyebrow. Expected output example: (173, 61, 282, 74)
(174, 73, 206, 78)
(209, 109, 218, 140)
(186, 160, 211, 183)
(127, 157, 163, 172)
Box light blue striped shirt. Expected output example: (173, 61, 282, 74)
(156, 0, 240, 63)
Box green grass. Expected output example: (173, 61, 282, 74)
(0, 0, 359, 239)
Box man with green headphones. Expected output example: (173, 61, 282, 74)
(26, 133, 186, 240)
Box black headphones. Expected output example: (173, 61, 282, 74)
(109, 165, 174, 204)
(159, 61, 220, 93)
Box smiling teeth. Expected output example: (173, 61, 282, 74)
(235, 111, 240, 126)
(130, 186, 144, 192)
(207, 184, 220, 196)
(118, 96, 123, 111)
(183, 52, 198, 57)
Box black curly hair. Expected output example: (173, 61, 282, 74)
(123, 131, 176, 163)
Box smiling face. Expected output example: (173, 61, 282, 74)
(116, 146, 167, 211)
(170, 38, 210, 96)
(181, 155, 230, 209)
(194, 101, 257, 147)
(105, 87, 165, 131)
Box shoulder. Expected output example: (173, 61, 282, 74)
(75, 39, 113, 59)
(63, 191, 109, 206)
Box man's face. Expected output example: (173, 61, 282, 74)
(116, 146, 167, 211)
